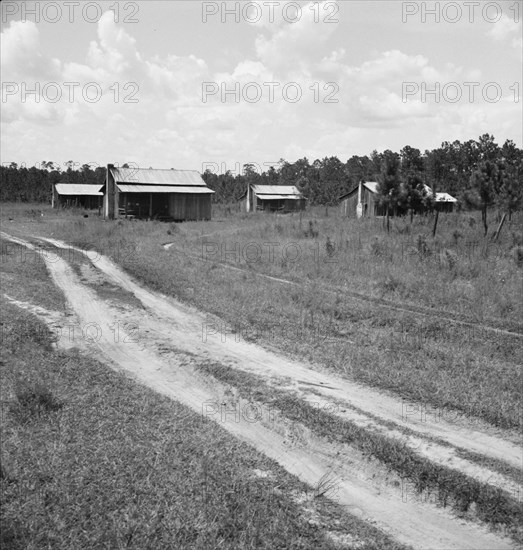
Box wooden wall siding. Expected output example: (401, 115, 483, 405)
(56, 195, 102, 209)
(341, 188, 380, 217)
(255, 198, 306, 212)
(341, 191, 358, 217)
(286, 198, 306, 211)
(116, 193, 211, 220)
(169, 193, 211, 221)
(435, 202, 455, 213)
(119, 193, 151, 218)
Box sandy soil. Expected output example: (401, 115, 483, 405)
(3, 231, 521, 550)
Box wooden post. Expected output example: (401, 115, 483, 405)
(492, 213, 507, 241)
(432, 209, 439, 238)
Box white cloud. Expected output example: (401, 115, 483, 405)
(86, 10, 141, 74)
(253, 1, 337, 76)
(487, 14, 522, 49)
(1, 4, 520, 169)
(1, 20, 61, 81)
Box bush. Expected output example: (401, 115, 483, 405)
(511, 246, 523, 267)
(10, 380, 63, 424)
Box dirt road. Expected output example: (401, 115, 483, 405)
(3, 232, 521, 550)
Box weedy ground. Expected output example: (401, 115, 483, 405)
(196, 361, 523, 542)
(0, 237, 406, 550)
(1, 203, 522, 546)
(4, 203, 520, 431)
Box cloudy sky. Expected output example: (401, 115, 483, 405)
(1, 0, 522, 173)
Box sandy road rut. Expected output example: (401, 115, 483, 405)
(3, 232, 521, 550)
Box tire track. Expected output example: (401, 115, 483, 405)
(3, 230, 519, 550)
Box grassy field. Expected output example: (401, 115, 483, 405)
(197, 362, 523, 542)
(0, 235, 407, 550)
(1, 203, 522, 546)
(4, 203, 520, 431)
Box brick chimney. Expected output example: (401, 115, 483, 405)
(105, 163, 116, 219)
(246, 181, 251, 212)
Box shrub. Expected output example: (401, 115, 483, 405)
(10, 380, 63, 424)
(511, 246, 523, 267)
(417, 235, 431, 258)
(303, 221, 318, 238)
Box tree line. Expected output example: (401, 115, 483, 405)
(1, 135, 522, 229)
(202, 134, 522, 232)
(0, 161, 106, 203)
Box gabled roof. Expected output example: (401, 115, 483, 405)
(424, 186, 457, 202)
(239, 184, 304, 201)
(110, 167, 206, 186)
(257, 194, 302, 200)
(251, 185, 303, 197)
(116, 185, 214, 194)
(55, 183, 103, 196)
(362, 181, 379, 194)
(338, 181, 379, 201)
(435, 192, 457, 203)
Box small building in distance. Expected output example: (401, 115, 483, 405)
(242, 184, 306, 213)
(104, 165, 215, 221)
(339, 181, 383, 218)
(339, 181, 457, 218)
(52, 183, 104, 210)
(433, 192, 458, 213)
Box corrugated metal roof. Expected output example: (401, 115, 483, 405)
(425, 186, 457, 202)
(435, 192, 457, 202)
(257, 194, 303, 200)
(111, 167, 205, 186)
(251, 185, 302, 196)
(55, 184, 103, 196)
(116, 184, 214, 194)
(363, 182, 379, 194)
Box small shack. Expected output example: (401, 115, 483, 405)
(433, 192, 458, 213)
(339, 181, 457, 217)
(242, 184, 306, 213)
(104, 165, 215, 221)
(52, 183, 104, 209)
(339, 182, 383, 218)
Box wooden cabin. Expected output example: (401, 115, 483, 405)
(103, 165, 215, 221)
(339, 182, 384, 218)
(433, 192, 457, 213)
(339, 181, 457, 217)
(242, 184, 306, 213)
(52, 183, 104, 209)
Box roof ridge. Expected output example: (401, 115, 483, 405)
(113, 167, 200, 173)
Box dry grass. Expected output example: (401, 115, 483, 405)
(3, 205, 521, 431)
(197, 362, 523, 543)
(2, 203, 521, 546)
(0, 220, 412, 549)
(0, 304, 405, 550)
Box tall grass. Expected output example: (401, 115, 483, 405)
(1, 302, 405, 550)
(4, 206, 522, 429)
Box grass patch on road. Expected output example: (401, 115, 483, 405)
(198, 362, 523, 544)
(0, 301, 408, 550)
(0, 237, 65, 312)
(3, 210, 522, 432)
